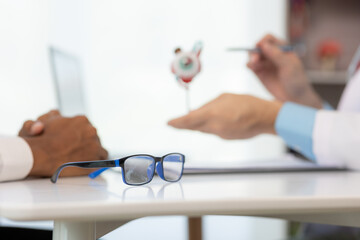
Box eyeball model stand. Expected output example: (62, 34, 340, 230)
(171, 42, 203, 112)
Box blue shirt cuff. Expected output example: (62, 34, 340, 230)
(275, 102, 317, 161)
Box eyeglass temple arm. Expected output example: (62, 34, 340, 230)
(88, 167, 110, 179)
(51, 160, 119, 183)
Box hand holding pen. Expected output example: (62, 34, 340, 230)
(227, 34, 305, 55)
(241, 34, 323, 109)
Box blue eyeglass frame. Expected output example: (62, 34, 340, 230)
(50, 153, 185, 186)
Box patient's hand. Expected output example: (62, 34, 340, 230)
(168, 93, 282, 139)
(19, 110, 108, 177)
(18, 120, 45, 136)
(247, 34, 322, 109)
(19, 110, 64, 137)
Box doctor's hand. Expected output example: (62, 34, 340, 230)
(19, 111, 108, 177)
(247, 34, 323, 109)
(168, 93, 282, 139)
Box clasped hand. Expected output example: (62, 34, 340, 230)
(19, 110, 108, 177)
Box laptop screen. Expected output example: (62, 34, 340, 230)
(50, 47, 86, 117)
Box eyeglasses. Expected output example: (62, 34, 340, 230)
(50, 153, 185, 186)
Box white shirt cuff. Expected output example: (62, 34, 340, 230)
(0, 136, 34, 182)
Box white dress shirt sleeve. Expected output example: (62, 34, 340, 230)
(0, 136, 34, 182)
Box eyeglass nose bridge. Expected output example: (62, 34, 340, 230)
(156, 162, 165, 180)
(147, 158, 165, 180)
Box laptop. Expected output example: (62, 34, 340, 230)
(49, 47, 126, 159)
(49, 47, 347, 174)
(49, 48, 87, 117)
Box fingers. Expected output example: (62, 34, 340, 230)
(70, 116, 97, 140)
(20, 110, 61, 137)
(19, 120, 45, 137)
(82, 125, 98, 138)
(75, 117, 108, 160)
(259, 41, 287, 67)
(73, 115, 90, 124)
(247, 34, 288, 68)
(30, 121, 45, 135)
(169, 109, 235, 139)
(37, 110, 61, 123)
(168, 93, 237, 130)
(168, 108, 210, 130)
(247, 52, 261, 70)
(257, 34, 287, 47)
(19, 120, 35, 136)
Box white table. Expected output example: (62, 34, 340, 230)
(1, 170, 360, 240)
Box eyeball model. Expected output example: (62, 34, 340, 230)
(171, 42, 202, 88)
(171, 42, 203, 111)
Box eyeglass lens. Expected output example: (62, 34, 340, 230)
(162, 154, 184, 182)
(124, 156, 155, 185)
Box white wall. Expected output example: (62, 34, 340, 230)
(71, 0, 287, 163)
(0, 0, 56, 135)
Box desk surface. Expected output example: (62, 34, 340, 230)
(1, 171, 360, 223)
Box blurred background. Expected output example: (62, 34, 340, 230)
(0, 0, 359, 239)
(0, 0, 287, 163)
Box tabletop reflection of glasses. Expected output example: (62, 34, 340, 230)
(86, 177, 185, 201)
(51, 153, 185, 186)
(121, 182, 185, 201)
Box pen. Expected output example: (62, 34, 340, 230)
(226, 45, 295, 53)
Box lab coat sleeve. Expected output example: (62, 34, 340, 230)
(312, 70, 360, 168)
(313, 111, 360, 169)
(275, 102, 317, 161)
(0, 136, 34, 182)
(338, 70, 360, 112)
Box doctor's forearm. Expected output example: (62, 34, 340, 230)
(274, 103, 360, 169)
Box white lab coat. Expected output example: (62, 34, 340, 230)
(314, 70, 360, 169)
